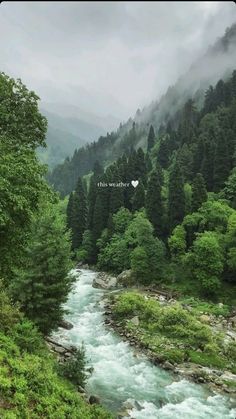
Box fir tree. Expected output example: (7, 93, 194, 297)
(168, 161, 185, 231)
(157, 136, 169, 169)
(214, 131, 231, 192)
(66, 192, 74, 230)
(71, 177, 87, 250)
(146, 170, 163, 237)
(147, 125, 155, 152)
(132, 180, 145, 212)
(192, 173, 208, 212)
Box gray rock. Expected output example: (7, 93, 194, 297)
(163, 361, 174, 370)
(116, 270, 133, 286)
(59, 320, 73, 330)
(130, 316, 139, 326)
(89, 395, 100, 405)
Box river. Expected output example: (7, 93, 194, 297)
(53, 268, 236, 419)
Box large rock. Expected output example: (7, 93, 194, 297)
(130, 316, 139, 326)
(93, 272, 117, 289)
(116, 270, 133, 287)
(89, 395, 100, 405)
(199, 314, 211, 324)
(59, 320, 73, 330)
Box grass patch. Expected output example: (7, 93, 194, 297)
(113, 291, 235, 372)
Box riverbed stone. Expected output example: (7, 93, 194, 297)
(59, 320, 73, 330)
(130, 316, 139, 326)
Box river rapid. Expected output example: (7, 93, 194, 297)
(53, 268, 236, 419)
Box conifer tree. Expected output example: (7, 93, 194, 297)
(168, 161, 185, 231)
(214, 132, 231, 192)
(132, 180, 145, 212)
(147, 125, 155, 151)
(157, 136, 169, 169)
(71, 177, 87, 250)
(66, 192, 74, 230)
(146, 170, 163, 237)
(192, 173, 208, 212)
(109, 168, 124, 214)
(93, 174, 109, 240)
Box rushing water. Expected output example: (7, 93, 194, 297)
(53, 269, 236, 418)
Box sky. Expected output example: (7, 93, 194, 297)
(0, 1, 236, 120)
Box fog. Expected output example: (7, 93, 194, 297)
(0, 1, 236, 120)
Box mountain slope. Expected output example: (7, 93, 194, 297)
(48, 22, 236, 195)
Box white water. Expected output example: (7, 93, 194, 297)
(53, 269, 236, 418)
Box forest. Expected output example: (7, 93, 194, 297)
(0, 72, 112, 418)
(66, 70, 236, 300)
(1, 43, 236, 419)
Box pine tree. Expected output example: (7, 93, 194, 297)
(132, 180, 145, 212)
(10, 204, 73, 335)
(201, 139, 215, 191)
(168, 161, 185, 231)
(135, 148, 147, 183)
(146, 170, 163, 237)
(192, 173, 208, 212)
(147, 125, 155, 152)
(71, 177, 87, 250)
(109, 168, 124, 214)
(214, 131, 231, 192)
(87, 161, 104, 229)
(93, 174, 109, 240)
(157, 136, 169, 169)
(66, 192, 74, 229)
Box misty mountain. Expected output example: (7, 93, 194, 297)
(38, 108, 120, 168)
(48, 22, 236, 195)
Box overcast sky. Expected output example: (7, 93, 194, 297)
(0, 1, 236, 119)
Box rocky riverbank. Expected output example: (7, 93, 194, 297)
(103, 296, 236, 395)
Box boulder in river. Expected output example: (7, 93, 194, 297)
(59, 320, 73, 330)
(92, 272, 117, 289)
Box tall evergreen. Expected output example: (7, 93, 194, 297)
(147, 125, 155, 152)
(146, 170, 163, 237)
(66, 192, 74, 229)
(132, 180, 145, 212)
(135, 148, 147, 183)
(201, 139, 215, 191)
(157, 136, 169, 169)
(109, 168, 124, 214)
(71, 177, 87, 250)
(168, 161, 185, 231)
(93, 174, 110, 240)
(214, 132, 231, 192)
(192, 173, 208, 212)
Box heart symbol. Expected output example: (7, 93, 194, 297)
(131, 180, 139, 188)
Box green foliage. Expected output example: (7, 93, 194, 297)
(0, 331, 111, 419)
(71, 177, 87, 251)
(185, 231, 224, 295)
(9, 203, 73, 335)
(0, 72, 47, 149)
(113, 291, 235, 371)
(146, 170, 163, 237)
(168, 225, 187, 260)
(168, 160, 185, 230)
(192, 173, 207, 212)
(59, 345, 87, 388)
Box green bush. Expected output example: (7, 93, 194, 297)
(59, 345, 88, 388)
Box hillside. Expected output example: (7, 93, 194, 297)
(47, 23, 236, 196)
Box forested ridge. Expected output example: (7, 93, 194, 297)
(48, 23, 236, 197)
(67, 69, 236, 298)
(64, 70, 236, 385)
(0, 72, 112, 418)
